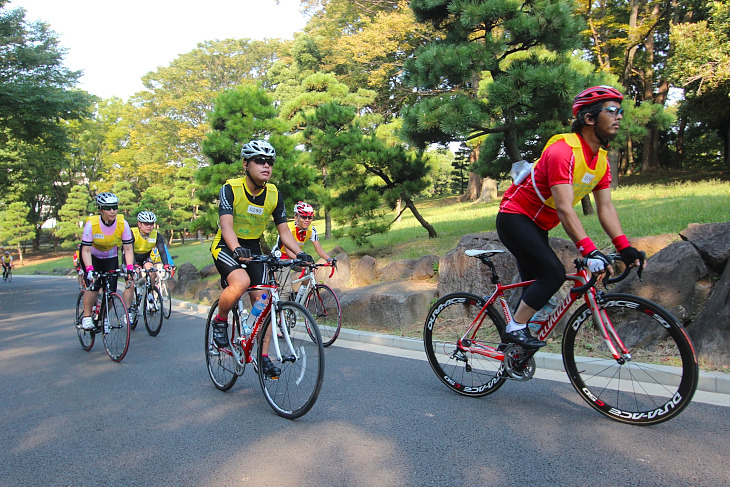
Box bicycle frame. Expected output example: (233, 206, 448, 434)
(218, 261, 302, 371)
(462, 267, 629, 364)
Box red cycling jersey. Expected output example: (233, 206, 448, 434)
(499, 135, 612, 231)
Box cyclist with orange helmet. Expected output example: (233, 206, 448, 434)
(496, 85, 642, 348)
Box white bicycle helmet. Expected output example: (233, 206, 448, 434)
(95, 192, 119, 207)
(294, 201, 314, 217)
(240, 140, 276, 160)
(137, 211, 157, 223)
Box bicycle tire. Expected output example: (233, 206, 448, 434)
(101, 292, 130, 362)
(424, 292, 507, 397)
(6, 270, 11, 282)
(160, 280, 172, 319)
(75, 291, 94, 351)
(304, 284, 342, 347)
(205, 299, 239, 391)
(143, 286, 164, 336)
(258, 301, 324, 419)
(562, 293, 698, 425)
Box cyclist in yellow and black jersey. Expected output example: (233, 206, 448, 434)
(2, 251, 13, 280)
(125, 210, 172, 320)
(210, 139, 312, 378)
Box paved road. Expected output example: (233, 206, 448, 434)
(1, 276, 729, 487)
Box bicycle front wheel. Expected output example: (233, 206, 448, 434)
(144, 286, 164, 336)
(75, 291, 94, 351)
(130, 290, 141, 330)
(258, 301, 324, 419)
(205, 299, 239, 391)
(304, 284, 341, 347)
(160, 281, 172, 319)
(562, 293, 698, 425)
(424, 292, 507, 397)
(102, 293, 130, 362)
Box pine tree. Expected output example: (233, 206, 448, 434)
(56, 185, 93, 243)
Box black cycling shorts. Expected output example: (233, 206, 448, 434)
(213, 246, 265, 287)
(84, 256, 121, 292)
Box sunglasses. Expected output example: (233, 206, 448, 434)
(100, 206, 118, 211)
(298, 215, 313, 220)
(250, 157, 275, 167)
(599, 106, 624, 116)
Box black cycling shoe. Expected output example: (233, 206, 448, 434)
(211, 317, 230, 348)
(502, 327, 546, 349)
(261, 356, 281, 379)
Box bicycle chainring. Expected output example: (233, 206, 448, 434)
(502, 345, 536, 381)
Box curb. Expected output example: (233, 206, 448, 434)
(171, 298, 730, 396)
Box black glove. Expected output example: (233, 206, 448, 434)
(585, 250, 611, 273)
(233, 247, 252, 260)
(619, 246, 642, 265)
(297, 252, 314, 263)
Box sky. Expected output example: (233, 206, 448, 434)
(10, 0, 310, 99)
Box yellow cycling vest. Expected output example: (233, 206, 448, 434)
(132, 227, 158, 254)
(150, 247, 161, 264)
(280, 222, 312, 255)
(212, 177, 279, 258)
(88, 215, 126, 252)
(532, 133, 608, 209)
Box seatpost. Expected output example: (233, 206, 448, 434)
(481, 257, 500, 284)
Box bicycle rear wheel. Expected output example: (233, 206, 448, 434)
(160, 280, 172, 319)
(304, 284, 341, 347)
(143, 286, 164, 336)
(6, 270, 11, 282)
(562, 293, 698, 425)
(258, 301, 324, 419)
(75, 291, 94, 351)
(205, 299, 239, 391)
(424, 292, 507, 397)
(130, 290, 141, 330)
(101, 292, 130, 362)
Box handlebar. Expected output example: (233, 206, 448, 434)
(297, 258, 338, 279)
(570, 251, 646, 295)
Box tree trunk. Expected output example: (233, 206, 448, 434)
(324, 208, 332, 239)
(581, 195, 594, 216)
(401, 193, 437, 238)
(609, 148, 621, 188)
(474, 178, 498, 203)
(16, 243, 24, 265)
(396, 199, 402, 224)
(198, 229, 204, 243)
(459, 172, 482, 202)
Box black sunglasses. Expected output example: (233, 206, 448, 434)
(100, 206, 118, 211)
(250, 157, 275, 167)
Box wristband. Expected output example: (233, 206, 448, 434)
(86, 265, 94, 272)
(612, 234, 631, 251)
(575, 237, 597, 257)
(126, 264, 134, 271)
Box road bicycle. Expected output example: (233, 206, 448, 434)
(129, 266, 164, 336)
(157, 265, 175, 319)
(285, 259, 341, 347)
(2, 265, 12, 282)
(205, 253, 325, 419)
(423, 249, 698, 425)
(74, 269, 131, 362)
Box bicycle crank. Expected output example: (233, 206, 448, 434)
(502, 345, 536, 381)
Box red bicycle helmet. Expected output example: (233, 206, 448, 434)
(294, 201, 314, 217)
(572, 85, 624, 116)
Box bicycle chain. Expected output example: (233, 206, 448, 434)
(502, 345, 536, 381)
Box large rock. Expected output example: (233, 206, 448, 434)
(689, 260, 730, 367)
(200, 264, 219, 279)
(612, 241, 712, 323)
(322, 246, 351, 289)
(338, 280, 437, 333)
(176, 262, 201, 284)
(352, 255, 377, 287)
(377, 255, 439, 282)
(680, 221, 730, 273)
(437, 232, 579, 298)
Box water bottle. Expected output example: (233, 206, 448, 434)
(240, 309, 251, 338)
(528, 295, 559, 333)
(295, 285, 307, 303)
(246, 294, 268, 332)
(93, 294, 102, 321)
(510, 160, 532, 185)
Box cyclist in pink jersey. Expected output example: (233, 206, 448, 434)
(496, 86, 642, 348)
(78, 192, 135, 330)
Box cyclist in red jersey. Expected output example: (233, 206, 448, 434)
(496, 85, 642, 348)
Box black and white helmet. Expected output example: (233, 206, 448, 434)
(95, 192, 119, 207)
(137, 211, 156, 223)
(240, 140, 276, 160)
